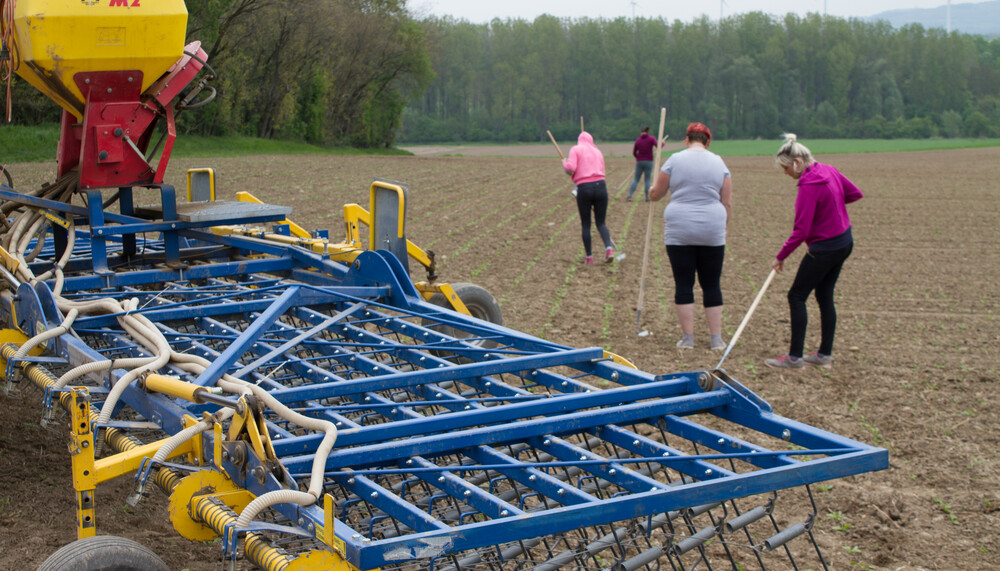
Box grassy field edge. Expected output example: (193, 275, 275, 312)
(0, 124, 412, 163)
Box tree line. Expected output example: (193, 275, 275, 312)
(5, 2, 999, 146)
(400, 13, 1000, 142)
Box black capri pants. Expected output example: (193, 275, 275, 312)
(665, 245, 725, 307)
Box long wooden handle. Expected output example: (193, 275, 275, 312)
(636, 107, 668, 333)
(715, 269, 777, 369)
(546, 130, 565, 160)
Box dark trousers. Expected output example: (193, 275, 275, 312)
(665, 245, 725, 307)
(576, 180, 611, 256)
(787, 244, 853, 358)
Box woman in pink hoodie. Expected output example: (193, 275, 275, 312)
(765, 134, 863, 370)
(563, 131, 615, 264)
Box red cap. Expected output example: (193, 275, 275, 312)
(686, 122, 712, 142)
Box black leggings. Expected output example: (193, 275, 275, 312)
(787, 244, 853, 358)
(665, 245, 725, 307)
(575, 180, 612, 256)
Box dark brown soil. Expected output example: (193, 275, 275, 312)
(2, 147, 998, 570)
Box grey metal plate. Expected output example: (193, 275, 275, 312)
(138, 200, 293, 223)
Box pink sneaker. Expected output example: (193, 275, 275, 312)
(764, 354, 804, 369)
(803, 352, 833, 368)
(584, 256, 594, 265)
(604, 247, 615, 263)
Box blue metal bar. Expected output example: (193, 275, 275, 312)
(282, 390, 730, 472)
(232, 302, 366, 378)
(268, 348, 602, 405)
(464, 446, 596, 505)
(349, 447, 886, 569)
(194, 285, 301, 386)
(407, 456, 524, 519)
(86, 190, 109, 273)
(529, 435, 667, 494)
(160, 186, 180, 265)
(337, 473, 450, 533)
(273, 376, 697, 455)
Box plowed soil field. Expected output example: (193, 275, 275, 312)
(2, 145, 998, 570)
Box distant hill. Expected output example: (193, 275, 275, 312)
(869, 0, 1000, 37)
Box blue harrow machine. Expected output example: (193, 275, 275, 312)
(0, 1, 887, 569)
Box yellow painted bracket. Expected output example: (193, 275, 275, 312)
(227, 396, 279, 464)
(236, 191, 311, 239)
(603, 350, 638, 369)
(368, 180, 406, 246)
(0, 245, 19, 275)
(68, 387, 96, 539)
(169, 470, 253, 542)
(283, 494, 366, 570)
(43, 211, 71, 229)
(182, 414, 208, 466)
(93, 433, 196, 483)
(412, 282, 472, 316)
(187, 167, 216, 202)
(286, 550, 367, 571)
(0, 330, 42, 375)
(229, 192, 434, 273)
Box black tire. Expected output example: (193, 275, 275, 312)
(425, 282, 503, 351)
(38, 536, 170, 571)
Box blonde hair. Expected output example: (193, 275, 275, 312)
(775, 133, 814, 172)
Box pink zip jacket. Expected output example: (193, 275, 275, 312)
(777, 162, 863, 261)
(562, 131, 605, 185)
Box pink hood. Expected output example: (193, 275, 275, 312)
(562, 131, 605, 185)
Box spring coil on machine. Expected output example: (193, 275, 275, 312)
(194, 496, 293, 571)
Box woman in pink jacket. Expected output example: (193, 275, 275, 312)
(563, 131, 615, 264)
(766, 134, 863, 369)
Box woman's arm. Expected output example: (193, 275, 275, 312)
(649, 172, 670, 201)
(720, 176, 733, 223)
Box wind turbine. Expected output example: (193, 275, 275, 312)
(946, 0, 952, 32)
(720, 0, 728, 21)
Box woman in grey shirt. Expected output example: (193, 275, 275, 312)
(649, 122, 733, 350)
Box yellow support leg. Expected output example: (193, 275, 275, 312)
(68, 388, 97, 538)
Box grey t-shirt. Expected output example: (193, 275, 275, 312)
(661, 148, 730, 246)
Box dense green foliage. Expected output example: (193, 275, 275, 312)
(400, 13, 1000, 142)
(4, 0, 432, 149)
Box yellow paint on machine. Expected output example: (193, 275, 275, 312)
(7, 0, 188, 118)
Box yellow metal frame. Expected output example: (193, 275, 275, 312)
(367, 180, 406, 251)
(0, 245, 19, 275)
(220, 192, 435, 270)
(186, 168, 216, 202)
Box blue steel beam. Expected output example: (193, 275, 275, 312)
(194, 286, 302, 386)
(267, 347, 603, 405)
(273, 376, 698, 455)
(281, 390, 732, 473)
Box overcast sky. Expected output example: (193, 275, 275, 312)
(410, 0, 954, 25)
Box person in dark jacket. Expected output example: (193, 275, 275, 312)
(626, 126, 659, 202)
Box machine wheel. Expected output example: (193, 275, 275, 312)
(38, 536, 170, 571)
(426, 282, 503, 350)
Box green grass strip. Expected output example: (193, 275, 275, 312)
(0, 123, 410, 163)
